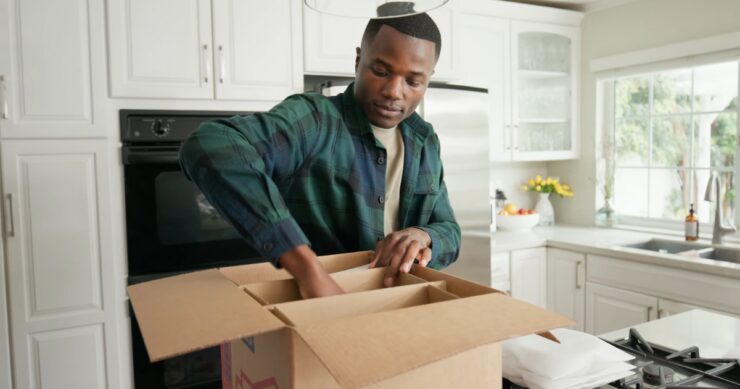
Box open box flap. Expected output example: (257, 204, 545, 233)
(127, 269, 285, 362)
(296, 292, 574, 388)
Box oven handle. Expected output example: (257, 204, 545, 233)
(123, 150, 181, 165)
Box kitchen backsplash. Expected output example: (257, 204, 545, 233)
(490, 161, 548, 210)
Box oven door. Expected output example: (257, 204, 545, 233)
(123, 146, 263, 276)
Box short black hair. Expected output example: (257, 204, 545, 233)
(361, 12, 441, 61)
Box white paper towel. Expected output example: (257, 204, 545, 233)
(502, 328, 635, 389)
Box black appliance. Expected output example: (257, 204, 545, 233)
(604, 328, 740, 388)
(121, 110, 265, 388)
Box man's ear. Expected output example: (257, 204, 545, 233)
(354, 47, 361, 73)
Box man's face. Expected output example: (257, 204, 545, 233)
(354, 25, 436, 129)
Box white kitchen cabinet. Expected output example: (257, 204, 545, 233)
(585, 282, 658, 335)
(588, 254, 740, 316)
(546, 248, 585, 331)
(453, 1, 510, 164)
(2, 140, 121, 388)
(452, 1, 580, 161)
(510, 247, 547, 308)
(510, 21, 579, 161)
(0, 0, 107, 138)
(107, 0, 303, 100)
(490, 251, 511, 293)
(302, 1, 458, 82)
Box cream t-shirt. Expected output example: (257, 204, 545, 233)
(371, 124, 405, 235)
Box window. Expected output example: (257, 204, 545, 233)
(610, 61, 739, 225)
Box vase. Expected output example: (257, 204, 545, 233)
(535, 193, 554, 226)
(595, 198, 618, 227)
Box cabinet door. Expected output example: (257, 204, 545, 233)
(108, 0, 214, 99)
(547, 248, 585, 331)
(302, 2, 457, 80)
(585, 282, 658, 335)
(0, 0, 106, 137)
(427, 4, 458, 82)
(213, 0, 303, 101)
(453, 3, 511, 161)
(511, 21, 579, 161)
(302, 4, 366, 76)
(2, 140, 119, 389)
(510, 247, 546, 308)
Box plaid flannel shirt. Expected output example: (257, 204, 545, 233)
(180, 83, 460, 269)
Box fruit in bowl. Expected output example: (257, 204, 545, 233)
(497, 204, 539, 231)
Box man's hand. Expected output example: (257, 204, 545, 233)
(279, 245, 344, 299)
(370, 228, 433, 287)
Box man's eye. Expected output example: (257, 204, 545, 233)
(407, 79, 421, 87)
(371, 67, 388, 76)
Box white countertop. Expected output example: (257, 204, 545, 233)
(599, 309, 740, 358)
(492, 225, 740, 279)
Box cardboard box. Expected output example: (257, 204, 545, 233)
(128, 251, 573, 388)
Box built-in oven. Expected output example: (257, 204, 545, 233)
(121, 110, 264, 388)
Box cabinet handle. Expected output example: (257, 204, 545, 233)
(0, 75, 8, 119)
(647, 306, 653, 319)
(217, 45, 224, 84)
(575, 260, 583, 289)
(5, 194, 14, 237)
(657, 308, 665, 318)
(202, 44, 210, 83)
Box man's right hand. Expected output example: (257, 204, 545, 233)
(278, 245, 344, 299)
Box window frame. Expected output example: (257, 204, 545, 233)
(602, 61, 740, 232)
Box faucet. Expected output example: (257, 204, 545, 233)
(704, 171, 737, 244)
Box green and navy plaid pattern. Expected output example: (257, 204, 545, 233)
(180, 83, 460, 269)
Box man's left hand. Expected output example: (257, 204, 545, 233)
(370, 227, 433, 287)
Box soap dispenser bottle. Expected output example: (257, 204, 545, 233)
(685, 203, 699, 241)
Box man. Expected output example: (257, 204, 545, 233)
(180, 13, 460, 298)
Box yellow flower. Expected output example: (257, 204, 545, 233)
(545, 177, 553, 185)
(535, 175, 542, 183)
(535, 185, 542, 192)
(552, 178, 559, 184)
(563, 184, 571, 191)
(528, 179, 535, 187)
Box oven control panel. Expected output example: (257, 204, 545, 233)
(120, 110, 251, 143)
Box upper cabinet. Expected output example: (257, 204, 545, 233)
(0, 0, 107, 138)
(107, 0, 303, 101)
(302, 1, 458, 82)
(511, 21, 579, 161)
(452, 0, 581, 162)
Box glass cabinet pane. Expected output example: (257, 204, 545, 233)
(516, 31, 572, 153)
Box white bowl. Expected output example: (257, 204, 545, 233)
(496, 213, 540, 231)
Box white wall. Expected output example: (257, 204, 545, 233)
(548, 0, 740, 225)
(491, 161, 548, 211)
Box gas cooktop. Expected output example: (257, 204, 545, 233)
(604, 328, 740, 388)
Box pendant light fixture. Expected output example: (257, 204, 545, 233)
(304, 0, 449, 19)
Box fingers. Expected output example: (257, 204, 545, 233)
(384, 238, 421, 287)
(416, 247, 432, 267)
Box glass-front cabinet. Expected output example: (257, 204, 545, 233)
(511, 22, 579, 161)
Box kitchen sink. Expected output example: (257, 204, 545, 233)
(622, 238, 740, 264)
(622, 239, 710, 254)
(697, 248, 740, 264)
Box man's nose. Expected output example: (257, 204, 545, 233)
(381, 76, 403, 100)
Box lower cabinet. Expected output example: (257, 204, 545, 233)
(510, 247, 547, 308)
(585, 282, 658, 335)
(546, 248, 585, 331)
(1, 140, 120, 388)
